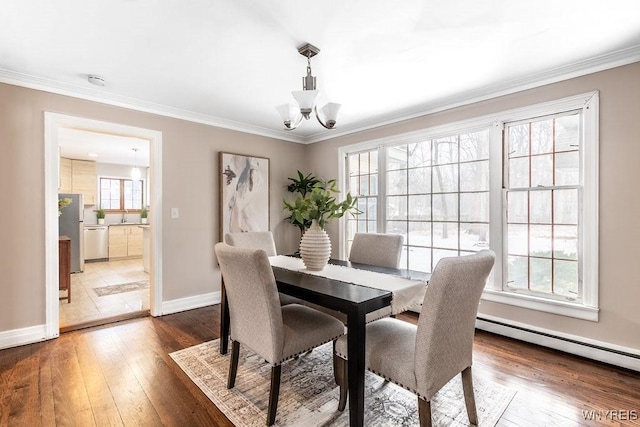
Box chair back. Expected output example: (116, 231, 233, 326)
(414, 250, 495, 399)
(225, 231, 277, 256)
(349, 233, 404, 268)
(214, 243, 284, 363)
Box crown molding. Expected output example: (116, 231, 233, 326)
(1, 44, 639, 146)
(0, 69, 307, 144)
(304, 44, 640, 144)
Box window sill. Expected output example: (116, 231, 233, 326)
(481, 289, 599, 322)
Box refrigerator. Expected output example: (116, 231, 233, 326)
(59, 193, 84, 273)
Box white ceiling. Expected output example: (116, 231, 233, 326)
(58, 128, 150, 166)
(2, 0, 640, 145)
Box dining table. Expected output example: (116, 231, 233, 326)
(218, 256, 430, 427)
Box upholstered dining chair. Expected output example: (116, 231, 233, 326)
(349, 232, 404, 269)
(225, 231, 300, 306)
(214, 243, 345, 426)
(334, 250, 495, 427)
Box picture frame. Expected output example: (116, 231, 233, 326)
(219, 152, 270, 241)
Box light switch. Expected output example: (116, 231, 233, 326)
(171, 207, 179, 219)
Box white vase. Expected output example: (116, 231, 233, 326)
(97, 218, 105, 224)
(299, 220, 331, 271)
(141, 218, 148, 224)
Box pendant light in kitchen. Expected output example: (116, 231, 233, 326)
(131, 148, 141, 181)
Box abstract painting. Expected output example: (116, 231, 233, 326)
(219, 152, 270, 240)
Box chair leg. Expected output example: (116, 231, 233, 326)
(418, 398, 432, 427)
(461, 366, 478, 426)
(335, 354, 348, 411)
(227, 340, 240, 389)
(267, 365, 282, 426)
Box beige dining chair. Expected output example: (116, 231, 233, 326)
(349, 232, 404, 269)
(214, 243, 345, 426)
(334, 250, 495, 427)
(225, 231, 301, 306)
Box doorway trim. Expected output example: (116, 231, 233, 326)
(44, 112, 163, 340)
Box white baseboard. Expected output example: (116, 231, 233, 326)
(161, 291, 221, 316)
(0, 324, 48, 350)
(476, 315, 640, 372)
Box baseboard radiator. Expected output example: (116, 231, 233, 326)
(475, 316, 640, 373)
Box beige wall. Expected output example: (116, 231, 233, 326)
(306, 62, 640, 350)
(0, 82, 306, 331)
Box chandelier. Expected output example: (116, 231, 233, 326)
(276, 43, 341, 131)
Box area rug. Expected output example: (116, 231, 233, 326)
(170, 339, 515, 426)
(93, 280, 149, 297)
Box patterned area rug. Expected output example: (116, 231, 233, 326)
(170, 339, 515, 426)
(93, 280, 149, 297)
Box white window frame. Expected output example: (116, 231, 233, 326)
(338, 91, 599, 321)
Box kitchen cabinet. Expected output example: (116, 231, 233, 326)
(71, 159, 97, 205)
(108, 225, 143, 259)
(59, 157, 72, 193)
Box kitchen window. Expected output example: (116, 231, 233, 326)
(100, 178, 144, 211)
(340, 92, 599, 320)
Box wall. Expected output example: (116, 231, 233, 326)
(0, 82, 306, 334)
(306, 62, 640, 351)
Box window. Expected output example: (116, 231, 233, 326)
(504, 112, 581, 300)
(100, 178, 144, 211)
(341, 92, 599, 320)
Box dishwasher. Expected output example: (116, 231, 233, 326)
(84, 225, 109, 261)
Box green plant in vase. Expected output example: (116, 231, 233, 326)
(96, 208, 106, 224)
(140, 207, 148, 223)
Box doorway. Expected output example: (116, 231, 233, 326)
(44, 113, 163, 338)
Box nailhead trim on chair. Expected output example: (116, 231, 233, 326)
(334, 352, 434, 400)
(235, 334, 344, 367)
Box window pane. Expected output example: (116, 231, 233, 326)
(555, 151, 579, 186)
(508, 124, 529, 157)
(369, 173, 378, 196)
(530, 257, 552, 293)
(531, 154, 553, 187)
(432, 222, 458, 249)
(554, 259, 578, 297)
(359, 175, 369, 196)
(509, 157, 529, 188)
(407, 222, 431, 246)
(433, 164, 458, 193)
(433, 138, 458, 165)
(387, 170, 407, 195)
(554, 189, 578, 224)
(460, 192, 489, 222)
(508, 191, 528, 224)
(530, 190, 552, 224)
(530, 224, 552, 258)
(369, 151, 379, 173)
(507, 255, 528, 289)
(554, 225, 577, 260)
(408, 167, 431, 194)
(508, 224, 528, 256)
(408, 246, 431, 272)
(460, 223, 490, 251)
(460, 131, 489, 162)
(531, 119, 553, 154)
(387, 145, 407, 170)
(555, 114, 580, 152)
(433, 193, 458, 221)
(460, 161, 489, 191)
(433, 249, 459, 267)
(349, 154, 360, 176)
(408, 195, 431, 221)
(408, 141, 431, 168)
(386, 221, 407, 235)
(387, 196, 407, 220)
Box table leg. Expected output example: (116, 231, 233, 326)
(347, 307, 366, 427)
(219, 278, 230, 354)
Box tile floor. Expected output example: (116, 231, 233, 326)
(59, 257, 150, 328)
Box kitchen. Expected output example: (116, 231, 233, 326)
(57, 128, 151, 330)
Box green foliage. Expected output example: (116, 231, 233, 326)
(140, 207, 148, 219)
(283, 171, 360, 231)
(58, 197, 73, 216)
(96, 208, 106, 219)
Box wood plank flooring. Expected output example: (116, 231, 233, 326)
(1, 306, 638, 426)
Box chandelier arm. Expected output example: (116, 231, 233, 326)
(314, 106, 336, 130)
(284, 113, 305, 131)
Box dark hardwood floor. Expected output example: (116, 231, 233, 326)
(1, 306, 638, 426)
